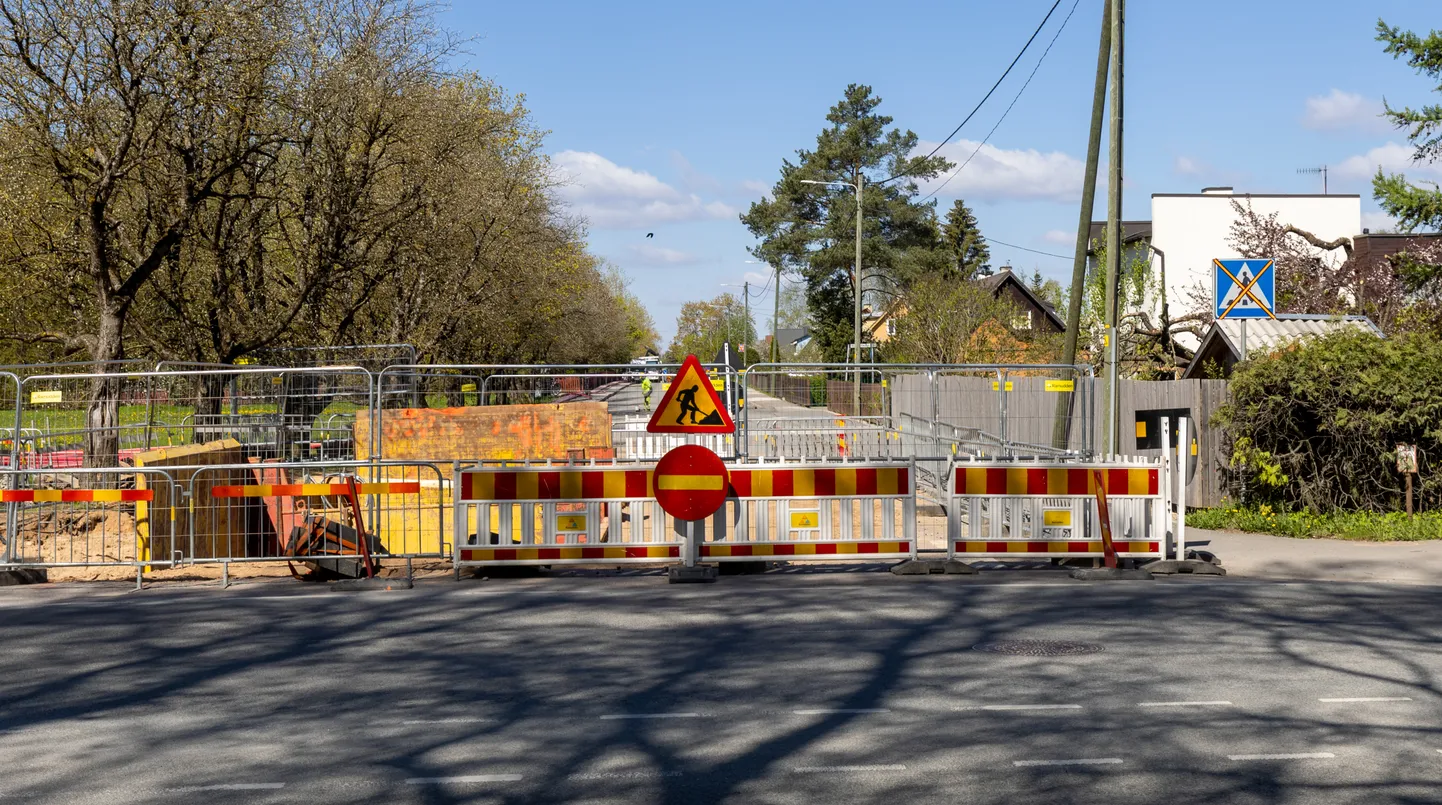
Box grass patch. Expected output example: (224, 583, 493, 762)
(1188, 504, 1442, 541)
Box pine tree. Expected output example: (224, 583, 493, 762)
(941, 199, 992, 279)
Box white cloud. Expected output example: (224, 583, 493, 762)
(1361, 211, 1398, 233)
(626, 242, 701, 266)
(1302, 89, 1390, 134)
(740, 179, 771, 196)
(914, 140, 1084, 202)
(1335, 141, 1442, 180)
(743, 271, 769, 284)
(1041, 229, 1073, 244)
(553, 150, 737, 229)
(1174, 156, 1206, 176)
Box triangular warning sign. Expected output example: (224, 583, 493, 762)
(647, 354, 734, 434)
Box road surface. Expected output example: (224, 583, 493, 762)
(2, 571, 1440, 803)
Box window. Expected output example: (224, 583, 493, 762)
(1012, 310, 1033, 330)
(886, 319, 896, 337)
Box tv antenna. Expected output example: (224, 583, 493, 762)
(1297, 166, 1328, 194)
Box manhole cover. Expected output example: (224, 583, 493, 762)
(972, 640, 1103, 656)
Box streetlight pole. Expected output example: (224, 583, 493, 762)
(800, 177, 864, 416)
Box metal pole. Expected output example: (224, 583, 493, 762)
(854, 176, 863, 418)
(1103, 0, 1125, 455)
(772, 264, 781, 364)
(743, 280, 750, 363)
(1053, 0, 1111, 450)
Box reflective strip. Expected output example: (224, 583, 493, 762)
(954, 541, 1159, 554)
(729, 467, 910, 497)
(210, 482, 420, 498)
(460, 470, 652, 502)
(954, 467, 1157, 496)
(1, 489, 153, 503)
(702, 542, 910, 557)
(459, 546, 679, 562)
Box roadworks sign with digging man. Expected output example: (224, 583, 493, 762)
(646, 355, 734, 434)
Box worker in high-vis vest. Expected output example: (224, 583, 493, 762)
(640, 376, 652, 411)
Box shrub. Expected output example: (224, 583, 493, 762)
(1213, 330, 1441, 512)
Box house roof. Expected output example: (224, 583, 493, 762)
(1181, 314, 1383, 379)
(978, 269, 1067, 331)
(1085, 220, 1152, 254)
(776, 327, 810, 347)
(1351, 232, 1442, 266)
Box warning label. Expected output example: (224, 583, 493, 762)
(646, 355, 735, 434)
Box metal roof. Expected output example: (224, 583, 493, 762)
(1213, 315, 1383, 352)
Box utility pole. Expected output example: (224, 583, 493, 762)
(741, 280, 750, 363)
(1052, 0, 1111, 452)
(771, 265, 780, 364)
(1103, 0, 1124, 456)
(853, 172, 864, 418)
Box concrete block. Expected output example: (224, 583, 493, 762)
(1069, 566, 1155, 581)
(668, 565, 718, 584)
(942, 559, 979, 575)
(1141, 559, 1226, 576)
(890, 559, 934, 576)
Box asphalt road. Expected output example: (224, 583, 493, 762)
(2, 571, 1441, 804)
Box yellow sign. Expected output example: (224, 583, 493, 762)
(29, 391, 62, 404)
(461, 383, 477, 392)
(1135, 421, 1147, 438)
(1045, 380, 1075, 392)
(1043, 510, 1072, 527)
(991, 381, 1014, 392)
(646, 355, 734, 434)
(556, 514, 587, 532)
(790, 511, 820, 529)
(271, 377, 283, 385)
(236, 357, 256, 365)
(661, 378, 725, 393)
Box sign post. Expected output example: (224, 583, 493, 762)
(1398, 443, 1418, 517)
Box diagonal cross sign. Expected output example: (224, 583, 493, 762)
(1215, 259, 1276, 319)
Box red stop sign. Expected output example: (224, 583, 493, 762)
(653, 444, 730, 521)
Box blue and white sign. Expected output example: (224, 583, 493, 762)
(1213, 259, 1276, 320)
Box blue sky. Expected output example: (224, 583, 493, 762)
(442, 0, 1441, 344)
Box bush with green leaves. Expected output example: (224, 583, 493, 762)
(1213, 329, 1441, 512)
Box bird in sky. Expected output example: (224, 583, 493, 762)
(646, 233, 654, 238)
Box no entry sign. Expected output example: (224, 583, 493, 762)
(653, 444, 730, 521)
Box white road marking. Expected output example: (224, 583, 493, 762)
(792, 708, 891, 715)
(793, 765, 908, 773)
(1228, 752, 1335, 761)
(568, 771, 684, 780)
(957, 704, 1083, 711)
(1318, 697, 1412, 703)
(599, 713, 702, 720)
(1013, 758, 1122, 767)
(400, 718, 497, 725)
(405, 774, 523, 784)
(164, 783, 286, 792)
(1139, 701, 1233, 707)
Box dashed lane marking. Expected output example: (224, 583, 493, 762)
(792, 765, 908, 773)
(405, 775, 523, 785)
(599, 713, 702, 720)
(1228, 752, 1335, 761)
(1318, 697, 1412, 703)
(1013, 758, 1122, 767)
(163, 783, 285, 792)
(792, 709, 891, 715)
(1139, 701, 1233, 707)
(956, 704, 1083, 711)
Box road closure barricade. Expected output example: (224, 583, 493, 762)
(1, 467, 180, 569)
(946, 458, 1167, 561)
(454, 461, 682, 566)
(703, 460, 917, 562)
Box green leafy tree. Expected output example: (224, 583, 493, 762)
(741, 84, 952, 362)
(941, 200, 992, 279)
(663, 293, 756, 364)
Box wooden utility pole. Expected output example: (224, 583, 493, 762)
(1103, 0, 1125, 455)
(1052, 0, 1112, 451)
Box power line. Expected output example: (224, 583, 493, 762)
(879, 0, 1065, 186)
(923, 0, 1081, 202)
(988, 237, 1073, 260)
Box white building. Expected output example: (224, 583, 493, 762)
(1149, 188, 1361, 342)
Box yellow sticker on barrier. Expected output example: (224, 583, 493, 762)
(461, 383, 477, 392)
(790, 511, 820, 529)
(1045, 380, 1075, 392)
(29, 390, 62, 404)
(991, 381, 1014, 392)
(556, 514, 587, 532)
(1135, 421, 1147, 438)
(1043, 510, 1072, 527)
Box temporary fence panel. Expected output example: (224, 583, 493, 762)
(187, 461, 446, 563)
(0, 468, 180, 568)
(612, 416, 733, 460)
(701, 461, 917, 562)
(454, 463, 683, 566)
(947, 459, 1167, 560)
(744, 416, 903, 461)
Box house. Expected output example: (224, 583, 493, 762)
(759, 328, 814, 361)
(865, 269, 1065, 343)
(1181, 314, 1383, 379)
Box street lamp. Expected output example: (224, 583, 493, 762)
(719, 281, 755, 361)
(799, 177, 864, 415)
